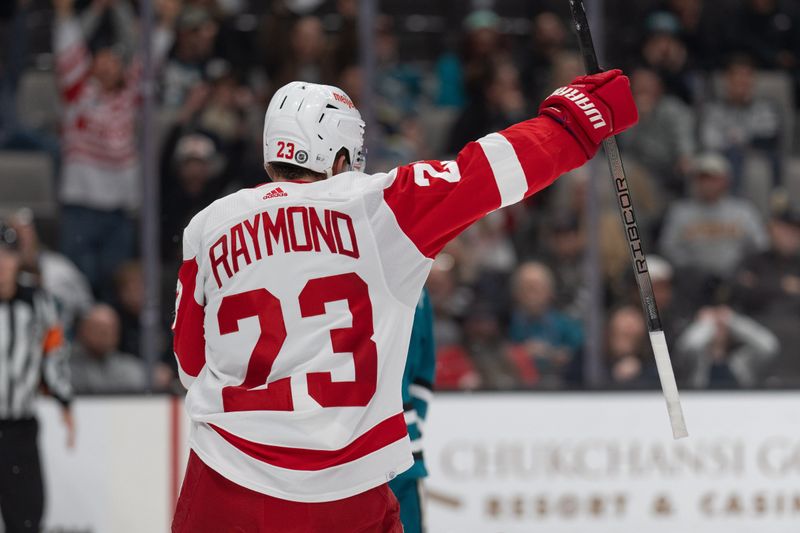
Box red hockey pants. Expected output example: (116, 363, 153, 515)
(172, 451, 402, 533)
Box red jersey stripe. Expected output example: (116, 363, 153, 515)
(209, 413, 408, 471)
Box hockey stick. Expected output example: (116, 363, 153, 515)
(567, 0, 688, 439)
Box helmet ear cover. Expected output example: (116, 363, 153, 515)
(337, 147, 352, 172)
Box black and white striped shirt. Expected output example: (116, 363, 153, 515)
(0, 284, 72, 420)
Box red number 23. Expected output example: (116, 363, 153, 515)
(219, 273, 377, 412)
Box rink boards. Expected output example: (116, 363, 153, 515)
(35, 392, 800, 533)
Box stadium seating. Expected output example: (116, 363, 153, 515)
(0, 151, 56, 219)
(15, 69, 60, 134)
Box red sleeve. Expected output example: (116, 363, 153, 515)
(382, 116, 587, 258)
(173, 257, 206, 379)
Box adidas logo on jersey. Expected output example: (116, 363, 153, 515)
(263, 187, 288, 200)
(551, 86, 608, 129)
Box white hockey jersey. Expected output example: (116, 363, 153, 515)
(172, 116, 587, 502)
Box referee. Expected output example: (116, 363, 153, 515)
(0, 222, 73, 532)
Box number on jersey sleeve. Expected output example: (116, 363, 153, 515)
(382, 116, 587, 258)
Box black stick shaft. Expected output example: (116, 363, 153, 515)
(568, 0, 688, 439)
(567, 0, 661, 333)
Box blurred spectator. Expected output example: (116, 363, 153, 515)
(53, 0, 175, 300)
(79, 0, 138, 54)
(653, 0, 724, 69)
(337, 63, 363, 107)
(434, 344, 482, 391)
(606, 306, 656, 388)
(374, 16, 425, 126)
(161, 131, 225, 259)
(258, 0, 298, 81)
(435, 9, 507, 108)
(729, 0, 800, 71)
(427, 252, 482, 390)
(675, 305, 778, 388)
(734, 204, 800, 383)
(426, 253, 471, 350)
(8, 209, 93, 333)
(659, 153, 768, 281)
(647, 255, 694, 338)
(700, 55, 783, 190)
(446, 60, 526, 154)
(194, 60, 252, 151)
(162, 5, 218, 108)
(330, 0, 359, 73)
(547, 51, 585, 91)
(618, 67, 695, 196)
(598, 161, 663, 303)
(273, 16, 332, 89)
(461, 304, 519, 390)
(457, 211, 517, 314)
(518, 11, 571, 102)
(113, 260, 143, 357)
(538, 214, 586, 319)
(368, 16, 428, 168)
(375, 114, 428, 171)
(0, 1, 26, 131)
(508, 262, 583, 388)
(0, 0, 60, 162)
(640, 11, 693, 103)
(735, 204, 800, 315)
(70, 303, 147, 393)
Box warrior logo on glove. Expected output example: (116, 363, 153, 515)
(539, 69, 638, 158)
(549, 87, 608, 129)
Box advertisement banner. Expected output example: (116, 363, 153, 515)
(425, 392, 800, 533)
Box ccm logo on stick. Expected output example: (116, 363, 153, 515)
(551, 87, 607, 129)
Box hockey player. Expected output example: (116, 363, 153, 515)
(388, 288, 435, 532)
(172, 70, 637, 532)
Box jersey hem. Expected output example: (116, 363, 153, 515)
(188, 437, 415, 503)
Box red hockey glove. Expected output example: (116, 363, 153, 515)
(539, 69, 638, 158)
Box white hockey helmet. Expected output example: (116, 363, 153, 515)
(263, 81, 366, 176)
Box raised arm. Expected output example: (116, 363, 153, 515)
(126, 0, 177, 89)
(382, 70, 637, 258)
(53, 0, 91, 103)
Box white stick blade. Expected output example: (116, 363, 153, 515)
(649, 330, 689, 439)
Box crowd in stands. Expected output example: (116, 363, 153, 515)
(0, 0, 799, 393)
